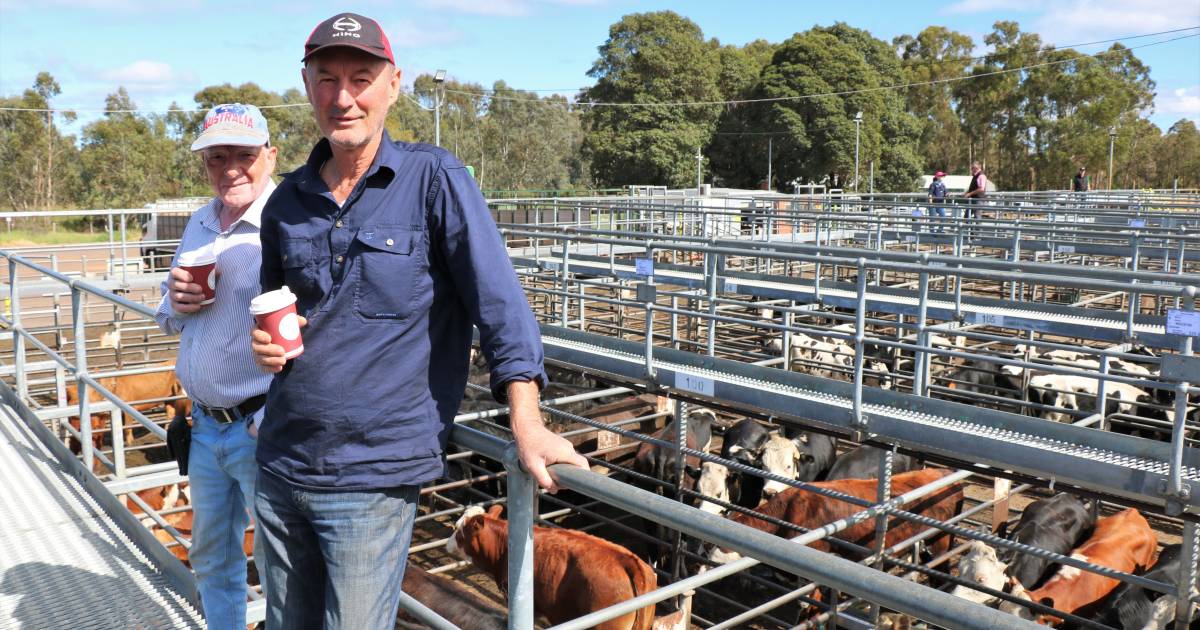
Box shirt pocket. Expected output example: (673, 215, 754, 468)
(353, 226, 422, 321)
(280, 237, 318, 297)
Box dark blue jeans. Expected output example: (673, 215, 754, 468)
(255, 469, 419, 629)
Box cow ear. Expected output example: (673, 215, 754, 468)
(995, 521, 1010, 538)
(487, 504, 504, 519)
(685, 465, 701, 480)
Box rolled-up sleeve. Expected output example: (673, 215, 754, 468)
(432, 163, 546, 402)
(155, 250, 185, 335)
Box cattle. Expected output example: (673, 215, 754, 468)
(825, 445, 920, 481)
(633, 408, 716, 494)
(944, 358, 1022, 399)
(149, 510, 255, 566)
(997, 493, 1095, 590)
(759, 434, 803, 497)
(396, 565, 505, 630)
(694, 462, 731, 515)
(65, 361, 189, 453)
(950, 540, 1009, 605)
(719, 419, 771, 509)
(1091, 544, 1190, 630)
(707, 468, 963, 565)
(125, 483, 189, 529)
(1027, 373, 1147, 424)
(785, 427, 838, 483)
(767, 330, 895, 390)
(1000, 508, 1157, 625)
(449, 505, 656, 630)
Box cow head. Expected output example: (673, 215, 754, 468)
(694, 462, 730, 516)
(949, 540, 1008, 605)
(707, 544, 742, 565)
(761, 435, 804, 496)
(447, 505, 502, 560)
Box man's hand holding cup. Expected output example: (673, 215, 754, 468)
(250, 286, 306, 373)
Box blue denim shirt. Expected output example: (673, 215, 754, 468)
(257, 133, 546, 490)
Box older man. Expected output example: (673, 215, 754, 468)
(963, 161, 988, 219)
(249, 12, 587, 629)
(155, 103, 275, 629)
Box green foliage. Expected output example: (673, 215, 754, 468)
(581, 11, 724, 187)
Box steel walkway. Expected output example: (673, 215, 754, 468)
(540, 326, 1200, 515)
(517, 254, 1179, 348)
(0, 387, 203, 629)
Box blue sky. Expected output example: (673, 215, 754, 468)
(1, 0, 1197, 135)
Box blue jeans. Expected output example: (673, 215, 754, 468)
(255, 468, 419, 630)
(189, 404, 264, 629)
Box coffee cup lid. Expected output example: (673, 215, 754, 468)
(250, 286, 297, 315)
(178, 248, 217, 266)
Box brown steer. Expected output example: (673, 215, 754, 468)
(449, 505, 656, 630)
(708, 468, 963, 564)
(1001, 508, 1157, 625)
(66, 361, 189, 452)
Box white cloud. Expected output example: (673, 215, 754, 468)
(945, 0, 1040, 13)
(101, 60, 177, 84)
(1157, 85, 1200, 118)
(420, 0, 531, 17)
(1031, 1, 1197, 47)
(388, 19, 464, 48)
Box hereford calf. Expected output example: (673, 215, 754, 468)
(66, 361, 189, 452)
(1000, 508, 1157, 625)
(707, 468, 962, 564)
(449, 505, 657, 630)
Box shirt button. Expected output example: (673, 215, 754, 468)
(335, 220, 344, 228)
(282, 254, 288, 262)
(336, 255, 345, 263)
(386, 238, 395, 246)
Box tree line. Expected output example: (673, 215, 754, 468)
(1, 11, 1197, 213)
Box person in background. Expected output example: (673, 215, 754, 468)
(927, 171, 948, 232)
(963, 161, 988, 219)
(1073, 166, 1089, 193)
(248, 12, 588, 629)
(155, 103, 275, 629)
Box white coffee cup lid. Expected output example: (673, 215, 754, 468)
(178, 248, 217, 267)
(250, 286, 297, 315)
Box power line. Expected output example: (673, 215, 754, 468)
(440, 32, 1198, 108)
(0, 27, 1194, 115)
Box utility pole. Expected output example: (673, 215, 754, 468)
(433, 69, 447, 147)
(767, 137, 773, 191)
(1107, 126, 1117, 190)
(853, 111, 863, 192)
(695, 146, 703, 190)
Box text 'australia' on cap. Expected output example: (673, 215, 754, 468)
(190, 103, 270, 152)
(303, 13, 395, 65)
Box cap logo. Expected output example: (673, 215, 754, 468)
(333, 16, 361, 32)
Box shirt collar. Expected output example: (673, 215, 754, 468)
(297, 130, 401, 195)
(202, 178, 276, 232)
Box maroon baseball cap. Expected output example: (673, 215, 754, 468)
(303, 13, 395, 65)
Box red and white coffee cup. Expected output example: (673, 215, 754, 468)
(177, 249, 218, 305)
(250, 286, 304, 359)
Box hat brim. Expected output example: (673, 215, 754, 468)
(302, 42, 393, 65)
(190, 123, 270, 152)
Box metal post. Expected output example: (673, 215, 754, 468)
(1178, 520, 1199, 625)
(853, 112, 862, 192)
(502, 443, 536, 630)
(9, 258, 26, 400)
(559, 243, 570, 326)
(71, 287, 92, 472)
(706, 253, 719, 357)
(852, 259, 868, 431)
(869, 446, 896, 625)
(913, 255, 931, 397)
(671, 400, 688, 582)
(1125, 232, 1140, 339)
(119, 210, 128, 287)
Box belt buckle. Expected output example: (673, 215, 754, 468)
(212, 407, 237, 424)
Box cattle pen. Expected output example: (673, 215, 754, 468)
(0, 187, 1197, 629)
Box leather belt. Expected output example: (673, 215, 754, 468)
(197, 394, 267, 424)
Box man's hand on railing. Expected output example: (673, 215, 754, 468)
(508, 380, 589, 493)
(167, 267, 209, 314)
(250, 316, 307, 373)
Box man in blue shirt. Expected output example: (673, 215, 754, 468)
(927, 171, 947, 232)
(248, 12, 586, 629)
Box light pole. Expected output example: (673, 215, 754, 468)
(1107, 126, 1116, 190)
(853, 111, 863, 192)
(433, 69, 447, 147)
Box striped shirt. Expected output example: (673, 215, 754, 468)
(155, 181, 276, 409)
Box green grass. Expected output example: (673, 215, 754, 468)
(0, 228, 119, 246)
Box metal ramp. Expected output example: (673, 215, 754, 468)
(0, 388, 204, 629)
